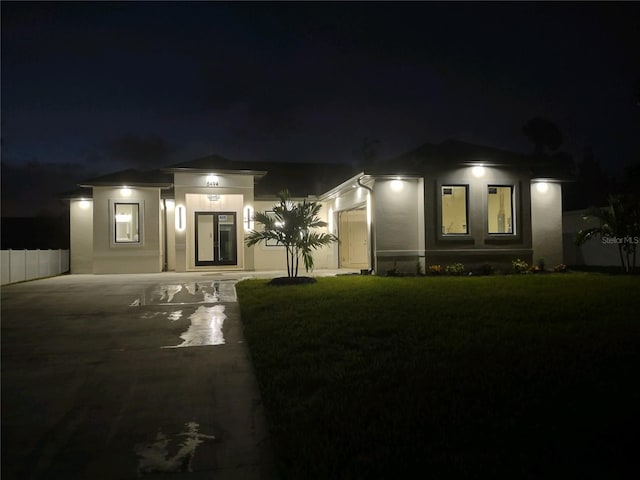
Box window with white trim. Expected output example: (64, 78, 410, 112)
(114, 203, 141, 243)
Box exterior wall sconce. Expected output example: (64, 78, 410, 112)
(175, 205, 186, 231)
(120, 186, 132, 197)
(79, 199, 91, 209)
(536, 182, 549, 193)
(207, 194, 220, 202)
(206, 175, 219, 187)
(244, 206, 254, 231)
(472, 166, 485, 178)
(390, 179, 403, 192)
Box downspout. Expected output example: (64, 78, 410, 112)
(357, 176, 376, 274)
(162, 198, 168, 272)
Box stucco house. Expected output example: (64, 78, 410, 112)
(64, 140, 567, 275)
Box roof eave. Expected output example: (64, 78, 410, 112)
(162, 167, 268, 179)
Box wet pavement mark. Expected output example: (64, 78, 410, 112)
(162, 305, 226, 348)
(135, 422, 216, 475)
(130, 280, 238, 307)
(131, 280, 237, 348)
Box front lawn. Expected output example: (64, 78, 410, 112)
(237, 273, 640, 479)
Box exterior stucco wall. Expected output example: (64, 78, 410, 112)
(92, 186, 163, 274)
(173, 172, 255, 272)
(163, 199, 176, 271)
(424, 165, 534, 269)
(531, 182, 563, 267)
(374, 178, 424, 274)
(70, 199, 94, 273)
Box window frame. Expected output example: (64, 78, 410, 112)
(434, 182, 474, 243)
(439, 184, 471, 238)
(486, 185, 516, 235)
(483, 182, 524, 245)
(110, 199, 144, 247)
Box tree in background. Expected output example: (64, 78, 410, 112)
(523, 117, 563, 155)
(245, 190, 337, 279)
(564, 146, 613, 210)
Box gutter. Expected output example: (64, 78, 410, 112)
(356, 176, 376, 274)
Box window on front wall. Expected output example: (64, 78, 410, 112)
(114, 203, 140, 243)
(441, 185, 468, 234)
(487, 186, 514, 234)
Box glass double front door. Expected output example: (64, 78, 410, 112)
(195, 212, 237, 266)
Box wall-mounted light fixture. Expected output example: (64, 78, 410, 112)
(244, 206, 254, 231)
(175, 205, 186, 231)
(206, 174, 219, 187)
(79, 199, 91, 210)
(207, 194, 220, 202)
(535, 182, 549, 193)
(472, 165, 485, 178)
(120, 186, 132, 197)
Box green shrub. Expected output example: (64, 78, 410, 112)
(512, 258, 529, 274)
(445, 263, 465, 275)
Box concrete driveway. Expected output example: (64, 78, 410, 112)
(1, 272, 289, 479)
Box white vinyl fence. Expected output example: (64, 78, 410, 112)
(1, 249, 70, 285)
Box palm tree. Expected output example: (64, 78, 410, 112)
(576, 194, 640, 273)
(245, 190, 338, 278)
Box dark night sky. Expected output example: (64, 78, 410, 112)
(1, 1, 639, 217)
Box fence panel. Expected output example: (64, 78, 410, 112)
(1, 249, 70, 285)
(1, 250, 10, 285)
(27, 250, 41, 280)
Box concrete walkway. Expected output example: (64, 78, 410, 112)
(1, 271, 353, 479)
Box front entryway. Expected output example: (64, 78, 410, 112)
(195, 212, 237, 266)
(338, 208, 368, 269)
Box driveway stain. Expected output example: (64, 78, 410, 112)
(135, 422, 216, 475)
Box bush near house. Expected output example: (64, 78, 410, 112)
(512, 258, 529, 273)
(238, 274, 640, 479)
(444, 262, 465, 275)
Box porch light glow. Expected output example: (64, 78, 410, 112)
(175, 205, 186, 231)
(390, 179, 403, 192)
(79, 199, 91, 209)
(206, 175, 219, 187)
(121, 187, 132, 197)
(472, 166, 485, 178)
(536, 182, 549, 193)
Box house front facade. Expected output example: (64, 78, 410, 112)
(66, 140, 566, 275)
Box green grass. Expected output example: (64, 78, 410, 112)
(237, 274, 640, 479)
